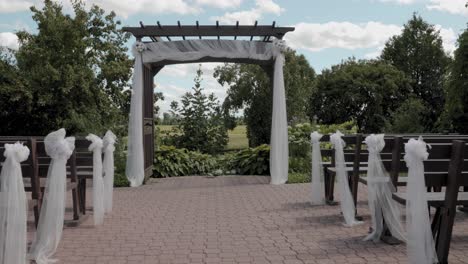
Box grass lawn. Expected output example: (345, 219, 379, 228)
(156, 125, 248, 150)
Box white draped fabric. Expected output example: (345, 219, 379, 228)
(126, 39, 289, 186)
(126, 42, 145, 187)
(330, 131, 363, 227)
(363, 134, 405, 242)
(103, 130, 116, 213)
(404, 137, 438, 264)
(0, 143, 30, 264)
(310, 131, 325, 205)
(86, 134, 105, 225)
(29, 129, 75, 264)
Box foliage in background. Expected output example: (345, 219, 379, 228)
(170, 66, 228, 154)
(0, 0, 132, 136)
(153, 144, 270, 177)
(230, 144, 270, 175)
(114, 137, 130, 187)
(153, 146, 220, 177)
(310, 59, 410, 133)
(381, 14, 450, 132)
(385, 97, 427, 133)
(438, 27, 468, 133)
(214, 50, 316, 147)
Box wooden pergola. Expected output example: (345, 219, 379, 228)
(123, 21, 294, 180)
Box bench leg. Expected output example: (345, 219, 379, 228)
(33, 200, 41, 228)
(71, 186, 80, 220)
(326, 172, 338, 205)
(436, 206, 456, 264)
(78, 178, 87, 214)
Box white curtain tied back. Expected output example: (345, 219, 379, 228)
(29, 128, 75, 264)
(404, 137, 438, 264)
(330, 131, 363, 227)
(103, 130, 116, 213)
(310, 131, 325, 205)
(87, 134, 105, 225)
(363, 134, 405, 242)
(0, 143, 30, 264)
(127, 39, 289, 186)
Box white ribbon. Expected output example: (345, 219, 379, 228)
(29, 128, 75, 264)
(103, 130, 116, 213)
(0, 143, 30, 264)
(310, 131, 325, 205)
(405, 137, 438, 264)
(330, 131, 363, 227)
(363, 134, 405, 242)
(86, 134, 105, 225)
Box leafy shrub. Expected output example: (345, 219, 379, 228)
(287, 172, 311, 184)
(153, 146, 219, 177)
(114, 137, 129, 187)
(230, 144, 270, 175)
(289, 157, 311, 174)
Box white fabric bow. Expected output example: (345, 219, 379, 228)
(29, 128, 75, 264)
(86, 134, 105, 225)
(330, 131, 363, 227)
(404, 137, 438, 264)
(363, 134, 405, 242)
(310, 131, 325, 205)
(103, 130, 116, 213)
(0, 142, 30, 264)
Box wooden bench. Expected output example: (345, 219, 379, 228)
(0, 136, 91, 227)
(392, 140, 468, 264)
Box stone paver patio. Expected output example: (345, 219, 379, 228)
(33, 176, 468, 264)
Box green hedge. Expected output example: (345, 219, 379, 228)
(153, 144, 270, 177)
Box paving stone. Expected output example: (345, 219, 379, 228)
(24, 175, 468, 263)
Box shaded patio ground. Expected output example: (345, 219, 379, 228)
(33, 176, 468, 264)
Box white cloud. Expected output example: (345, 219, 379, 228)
(0, 32, 19, 50)
(435, 25, 457, 55)
(195, 0, 243, 9)
(426, 0, 468, 16)
(212, 0, 284, 24)
(0, 0, 33, 13)
(83, 0, 201, 18)
(285, 21, 402, 52)
(378, 0, 419, 4)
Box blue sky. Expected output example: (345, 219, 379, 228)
(0, 0, 467, 116)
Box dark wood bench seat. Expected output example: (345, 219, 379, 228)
(359, 176, 408, 186)
(392, 192, 468, 207)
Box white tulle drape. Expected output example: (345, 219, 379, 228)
(86, 134, 105, 225)
(127, 39, 289, 185)
(310, 131, 325, 205)
(29, 128, 75, 264)
(103, 130, 116, 213)
(0, 143, 30, 264)
(363, 134, 405, 242)
(126, 42, 145, 187)
(404, 137, 438, 264)
(330, 131, 363, 227)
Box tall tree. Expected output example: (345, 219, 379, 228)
(214, 50, 316, 146)
(381, 14, 450, 131)
(0, 0, 132, 136)
(310, 59, 411, 133)
(172, 65, 228, 154)
(438, 27, 468, 133)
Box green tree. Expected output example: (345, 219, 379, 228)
(438, 28, 468, 133)
(214, 50, 316, 146)
(310, 59, 411, 133)
(385, 97, 427, 133)
(381, 14, 450, 131)
(172, 65, 228, 154)
(0, 0, 132, 136)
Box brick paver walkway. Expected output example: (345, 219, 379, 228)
(39, 176, 468, 263)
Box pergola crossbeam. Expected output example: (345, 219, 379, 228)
(122, 21, 294, 42)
